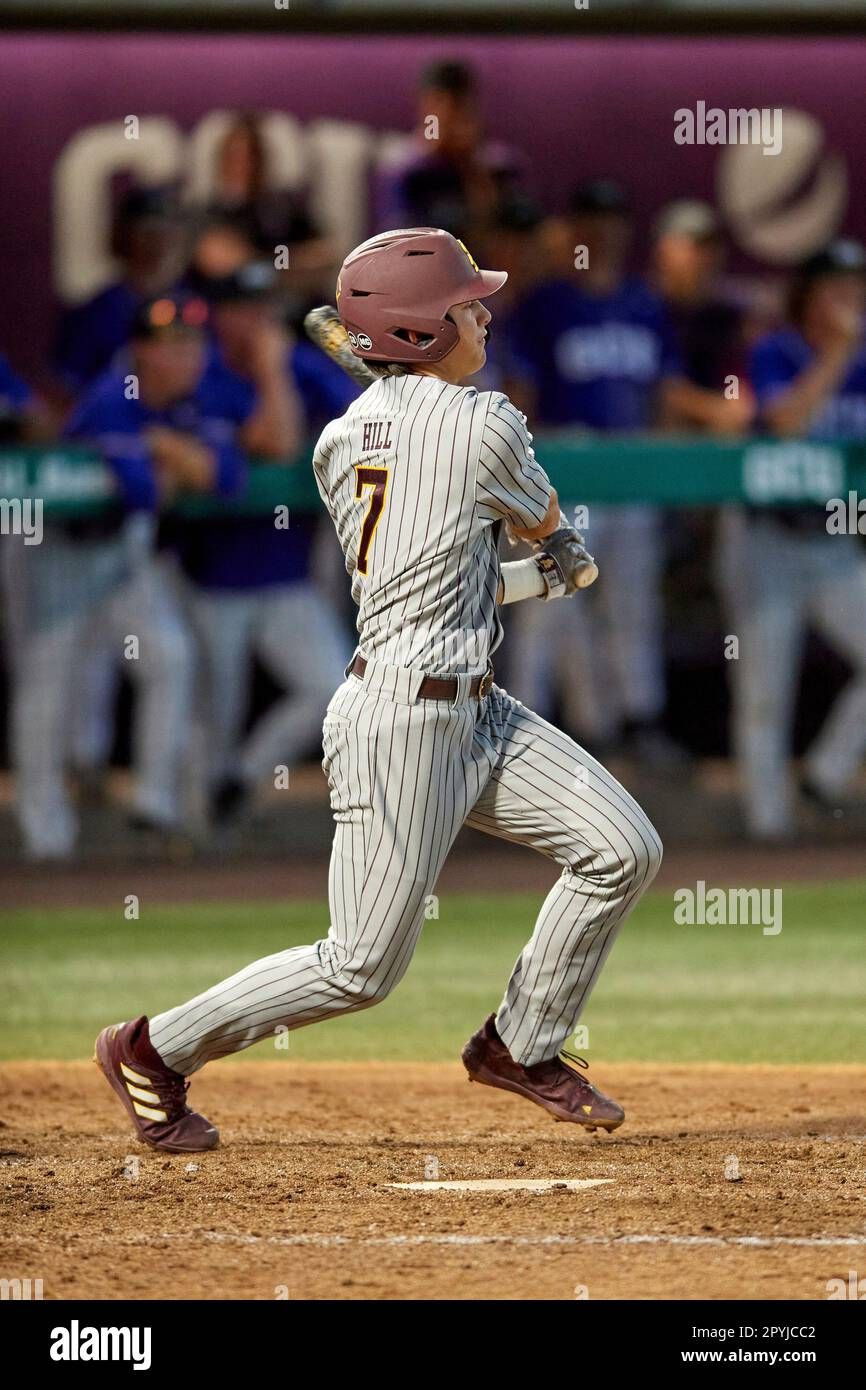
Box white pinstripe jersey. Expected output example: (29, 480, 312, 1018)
(312, 373, 553, 675)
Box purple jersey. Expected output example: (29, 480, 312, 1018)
(750, 328, 866, 440)
(64, 347, 251, 512)
(179, 341, 362, 591)
(508, 276, 683, 429)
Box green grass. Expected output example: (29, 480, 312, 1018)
(2, 882, 865, 1064)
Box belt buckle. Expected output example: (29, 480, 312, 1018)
(478, 665, 494, 700)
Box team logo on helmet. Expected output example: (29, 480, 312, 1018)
(356, 333, 372, 350)
(347, 331, 358, 346)
(457, 238, 480, 273)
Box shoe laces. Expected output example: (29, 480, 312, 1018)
(559, 1050, 588, 1072)
(154, 1071, 191, 1118)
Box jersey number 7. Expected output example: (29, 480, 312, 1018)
(354, 463, 389, 575)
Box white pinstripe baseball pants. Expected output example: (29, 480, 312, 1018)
(150, 657, 662, 1073)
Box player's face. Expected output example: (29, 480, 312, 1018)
(654, 233, 724, 295)
(807, 274, 866, 337)
(444, 299, 492, 380)
(136, 333, 206, 402)
(214, 301, 269, 369)
(574, 212, 632, 275)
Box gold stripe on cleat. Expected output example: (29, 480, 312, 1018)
(120, 1062, 152, 1086)
(126, 1082, 162, 1105)
(132, 1101, 168, 1122)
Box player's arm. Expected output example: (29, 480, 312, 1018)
(661, 375, 755, 435)
(476, 395, 596, 604)
(509, 486, 560, 542)
(237, 322, 303, 460)
(476, 393, 555, 534)
(497, 522, 597, 604)
(145, 427, 218, 494)
(755, 313, 860, 437)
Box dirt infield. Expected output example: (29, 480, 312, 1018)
(1, 1061, 864, 1300)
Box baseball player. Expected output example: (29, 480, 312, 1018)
(717, 239, 866, 839)
(95, 229, 662, 1153)
(6, 294, 246, 859)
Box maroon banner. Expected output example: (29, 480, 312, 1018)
(2, 32, 866, 383)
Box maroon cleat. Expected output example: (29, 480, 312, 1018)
(461, 1014, 624, 1132)
(94, 1016, 219, 1153)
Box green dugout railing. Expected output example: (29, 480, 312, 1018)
(1, 436, 864, 519)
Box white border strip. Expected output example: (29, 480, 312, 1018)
(387, 1178, 613, 1192)
(5, 1231, 864, 1250)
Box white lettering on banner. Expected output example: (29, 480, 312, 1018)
(53, 112, 402, 304)
(553, 324, 660, 382)
(53, 118, 184, 304)
(742, 443, 845, 503)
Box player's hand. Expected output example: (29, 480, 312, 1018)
(821, 302, 863, 356)
(532, 526, 598, 599)
(247, 320, 291, 381)
(707, 387, 756, 436)
(146, 427, 216, 493)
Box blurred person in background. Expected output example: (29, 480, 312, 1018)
(54, 187, 187, 395)
(375, 59, 523, 259)
(504, 179, 693, 767)
(650, 199, 755, 432)
(188, 212, 258, 285)
(717, 239, 866, 840)
(182, 260, 355, 827)
(0, 352, 55, 442)
(200, 112, 335, 323)
(5, 294, 246, 859)
(472, 194, 544, 393)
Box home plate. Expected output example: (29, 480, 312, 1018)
(387, 1178, 614, 1193)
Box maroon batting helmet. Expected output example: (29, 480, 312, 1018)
(336, 227, 507, 365)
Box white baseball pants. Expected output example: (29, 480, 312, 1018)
(150, 656, 662, 1073)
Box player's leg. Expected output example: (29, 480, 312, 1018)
(9, 617, 81, 858)
(147, 670, 488, 1076)
(465, 685, 662, 1067)
(2, 534, 82, 858)
(802, 537, 866, 797)
(595, 504, 676, 764)
(192, 587, 254, 787)
(115, 557, 195, 828)
(716, 513, 806, 839)
(68, 635, 119, 788)
(239, 583, 349, 788)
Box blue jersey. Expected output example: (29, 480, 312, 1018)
(0, 354, 32, 413)
(750, 329, 866, 440)
(0, 355, 33, 439)
(180, 340, 361, 591)
(508, 276, 682, 429)
(55, 282, 152, 391)
(64, 347, 251, 512)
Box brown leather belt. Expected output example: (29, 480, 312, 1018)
(349, 654, 494, 701)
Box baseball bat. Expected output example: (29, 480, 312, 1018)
(303, 305, 377, 388)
